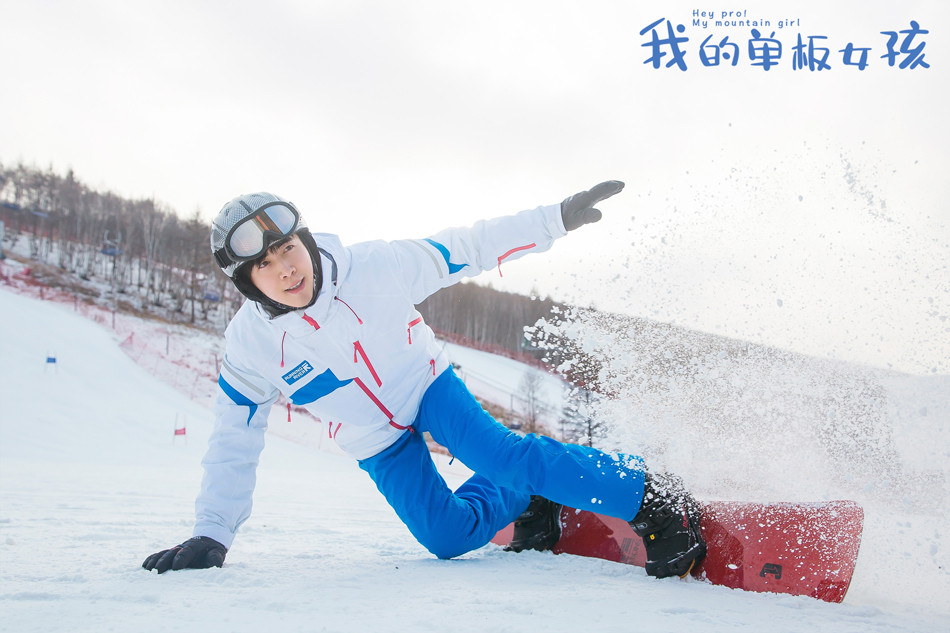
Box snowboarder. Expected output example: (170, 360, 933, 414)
(142, 183, 706, 579)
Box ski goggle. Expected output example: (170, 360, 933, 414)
(214, 201, 301, 269)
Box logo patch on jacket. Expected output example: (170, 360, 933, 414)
(282, 361, 314, 385)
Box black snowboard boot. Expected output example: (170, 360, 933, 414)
(629, 472, 706, 578)
(505, 495, 562, 553)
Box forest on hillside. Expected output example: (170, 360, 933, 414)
(0, 161, 224, 323)
(0, 162, 563, 356)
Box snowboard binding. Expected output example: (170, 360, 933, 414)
(629, 472, 707, 578)
(504, 495, 562, 553)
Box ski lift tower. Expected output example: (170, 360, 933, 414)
(101, 230, 123, 294)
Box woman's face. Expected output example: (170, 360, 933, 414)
(248, 234, 314, 309)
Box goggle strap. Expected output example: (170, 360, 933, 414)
(214, 248, 235, 269)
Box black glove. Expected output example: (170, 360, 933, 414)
(142, 536, 227, 574)
(560, 180, 625, 231)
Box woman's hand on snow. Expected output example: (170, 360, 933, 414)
(142, 536, 227, 573)
(560, 181, 625, 231)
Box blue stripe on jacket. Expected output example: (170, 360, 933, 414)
(424, 238, 468, 274)
(218, 375, 259, 426)
(291, 368, 353, 405)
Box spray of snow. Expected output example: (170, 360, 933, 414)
(532, 306, 949, 610)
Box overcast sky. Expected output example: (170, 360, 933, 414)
(2, 0, 947, 374)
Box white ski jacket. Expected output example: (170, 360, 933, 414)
(194, 203, 568, 548)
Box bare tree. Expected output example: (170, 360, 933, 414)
(519, 370, 544, 435)
(417, 280, 563, 355)
(140, 199, 171, 304)
(185, 208, 207, 323)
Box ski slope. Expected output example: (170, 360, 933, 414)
(0, 287, 947, 632)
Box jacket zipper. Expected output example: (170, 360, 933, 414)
(407, 317, 423, 344)
(352, 377, 412, 431)
(497, 243, 536, 277)
(353, 341, 382, 387)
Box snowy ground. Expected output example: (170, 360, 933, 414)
(1, 287, 948, 632)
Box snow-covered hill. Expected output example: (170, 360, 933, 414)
(1, 286, 947, 632)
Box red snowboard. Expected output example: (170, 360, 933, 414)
(492, 500, 864, 604)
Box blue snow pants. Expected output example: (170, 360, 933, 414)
(358, 368, 646, 559)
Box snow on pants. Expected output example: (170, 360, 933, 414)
(358, 368, 647, 559)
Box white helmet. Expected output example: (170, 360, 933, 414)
(210, 192, 308, 279)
